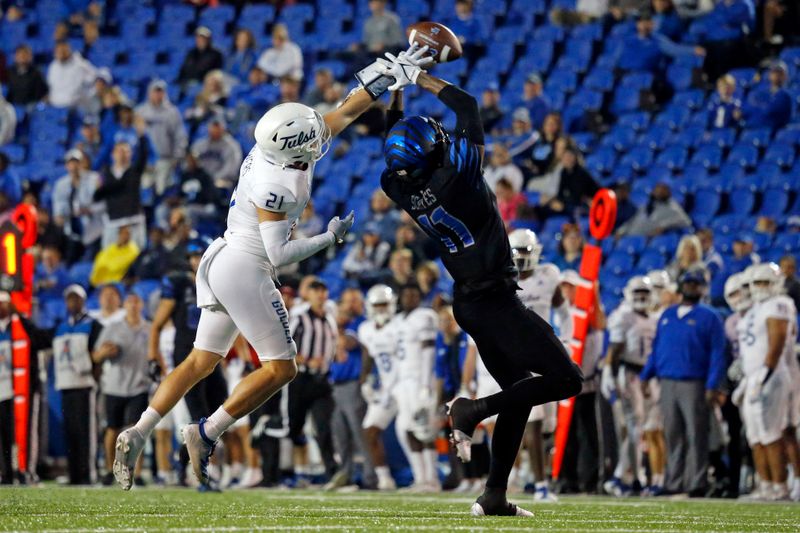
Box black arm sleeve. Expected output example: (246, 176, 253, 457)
(385, 109, 405, 136)
(88, 320, 104, 352)
(437, 85, 484, 146)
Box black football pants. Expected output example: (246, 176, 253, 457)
(453, 289, 583, 490)
(0, 399, 14, 483)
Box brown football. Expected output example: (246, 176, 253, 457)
(406, 21, 463, 63)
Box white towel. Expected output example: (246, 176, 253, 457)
(195, 237, 228, 313)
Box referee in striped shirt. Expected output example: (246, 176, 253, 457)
(288, 279, 339, 480)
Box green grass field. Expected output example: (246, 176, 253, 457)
(1, 487, 799, 532)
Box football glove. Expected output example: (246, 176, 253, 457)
(600, 364, 616, 401)
(377, 44, 435, 92)
(327, 211, 355, 243)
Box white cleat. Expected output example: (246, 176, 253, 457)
(377, 476, 397, 491)
(533, 486, 559, 502)
(470, 502, 533, 517)
(791, 479, 800, 502)
(182, 419, 217, 487)
(113, 427, 146, 491)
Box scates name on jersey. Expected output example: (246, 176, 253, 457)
(224, 146, 313, 258)
(608, 306, 657, 367)
(392, 307, 438, 382)
(358, 319, 399, 390)
(381, 137, 516, 296)
(517, 263, 561, 323)
(737, 295, 797, 377)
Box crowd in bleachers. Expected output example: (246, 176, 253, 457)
(1, 0, 800, 500)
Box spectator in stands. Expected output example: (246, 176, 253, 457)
(416, 261, 443, 307)
(484, 145, 524, 194)
(46, 40, 96, 109)
(93, 117, 149, 249)
(444, 0, 484, 62)
(34, 245, 70, 302)
(163, 206, 193, 271)
(185, 70, 229, 129)
(554, 223, 585, 271)
(368, 190, 401, 245)
(551, 0, 610, 26)
(279, 75, 302, 104)
(696, 228, 724, 279)
(780, 255, 800, 312)
(729, 234, 760, 273)
(667, 234, 707, 281)
(0, 154, 20, 206)
(641, 269, 726, 497)
(313, 82, 345, 115)
(230, 66, 273, 125)
(0, 94, 16, 146)
(172, 153, 222, 222)
(539, 145, 599, 218)
(384, 249, 414, 291)
(763, 0, 800, 45)
(93, 290, 150, 486)
(616, 183, 692, 237)
(190, 114, 242, 190)
(343, 222, 391, 284)
(178, 26, 223, 87)
(362, 0, 406, 53)
(612, 182, 637, 228)
(226, 28, 257, 83)
(496, 178, 527, 228)
(652, 0, 684, 40)
(35, 208, 67, 254)
(80, 67, 113, 119)
(521, 73, 550, 131)
(136, 79, 187, 195)
(95, 102, 156, 170)
(512, 112, 566, 179)
(754, 216, 777, 236)
(303, 68, 335, 108)
(127, 227, 168, 283)
(479, 84, 505, 134)
(699, 0, 755, 80)
(54, 284, 103, 485)
(744, 60, 792, 131)
(394, 222, 430, 266)
(257, 24, 303, 81)
(91, 284, 125, 326)
(52, 149, 103, 263)
(706, 74, 742, 129)
(617, 12, 705, 73)
(90, 225, 140, 287)
(76, 115, 102, 164)
(81, 19, 100, 56)
(6, 44, 48, 105)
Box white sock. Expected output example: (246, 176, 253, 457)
(230, 462, 243, 480)
(203, 407, 237, 441)
(376, 465, 392, 483)
(652, 473, 664, 487)
(535, 480, 548, 490)
(423, 449, 438, 484)
(409, 452, 425, 485)
(134, 407, 162, 437)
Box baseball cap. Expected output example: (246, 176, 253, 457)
(148, 78, 167, 91)
(95, 67, 113, 84)
(0, 292, 10, 303)
(512, 107, 531, 123)
(64, 149, 84, 162)
(486, 81, 499, 92)
(82, 115, 99, 127)
(308, 280, 328, 291)
(195, 26, 212, 38)
(734, 232, 754, 243)
(63, 284, 88, 300)
(209, 114, 227, 128)
(525, 73, 542, 85)
(770, 60, 788, 73)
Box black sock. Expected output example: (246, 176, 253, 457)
(485, 405, 531, 489)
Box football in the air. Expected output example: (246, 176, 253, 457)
(406, 21, 463, 63)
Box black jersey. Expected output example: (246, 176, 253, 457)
(382, 137, 516, 297)
(160, 271, 200, 349)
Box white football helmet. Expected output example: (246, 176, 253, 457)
(509, 229, 543, 274)
(623, 275, 653, 312)
(366, 284, 396, 326)
(254, 102, 331, 167)
(724, 272, 752, 313)
(745, 262, 784, 303)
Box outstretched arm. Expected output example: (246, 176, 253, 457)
(385, 90, 405, 134)
(323, 87, 374, 137)
(257, 207, 353, 267)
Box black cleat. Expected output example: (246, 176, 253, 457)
(447, 398, 482, 463)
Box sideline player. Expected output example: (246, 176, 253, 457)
(601, 276, 657, 496)
(376, 48, 582, 516)
(508, 229, 569, 502)
(736, 263, 796, 500)
(114, 89, 377, 490)
(358, 284, 399, 491)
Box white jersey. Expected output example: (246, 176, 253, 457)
(608, 305, 657, 367)
(393, 307, 438, 385)
(517, 263, 561, 324)
(224, 146, 313, 259)
(358, 319, 400, 392)
(738, 295, 796, 377)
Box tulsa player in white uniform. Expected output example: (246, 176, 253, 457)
(113, 90, 377, 490)
(508, 229, 570, 502)
(602, 276, 658, 496)
(358, 284, 399, 491)
(393, 283, 440, 491)
(735, 263, 797, 500)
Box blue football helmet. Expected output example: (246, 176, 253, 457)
(384, 115, 450, 179)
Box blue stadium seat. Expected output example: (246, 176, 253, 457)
(689, 145, 722, 170)
(654, 104, 690, 130)
(603, 252, 634, 277)
(648, 233, 680, 256)
(759, 188, 789, 216)
(638, 125, 672, 151)
(618, 146, 653, 172)
(729, 188, 755, 214)
(738, 128, 772, 148)
(728, 67, 758, 90)
(571, 133, 596, 153)
(774, 233, 800, 253)
(545, 70, 578, 95)
(702, 128, 736, 149)
(615, 235, 647, 256)
(672, 89, 705, 110)
(610, 89, 641, 116)
(532, 25, 565, 43)
(655, 145, 688, 171)
(763, 143, 795, 169)
(636, 250, 666, 271)
(583, 67, 615, 92)
(585, 147, 617, 176)
(691, 189, 721, 223)
(666, 64, 695, 91)
(751, 232, 773, 253)
(617, 111, 651, 132)
(600, 125, 637, 152)
(68, 262, 94, 288)
(669, 125, 705, 148)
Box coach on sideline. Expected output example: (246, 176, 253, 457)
(641, 268, 727, 497)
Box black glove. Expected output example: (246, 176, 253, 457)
(148, 359, 163, 382)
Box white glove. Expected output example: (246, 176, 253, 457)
(361, 381, 376, 403)
(600, 364, 617, 401)
(327, 211, 355, 243)
(377, 44, 435, 91)
(731, 377, 746, 407)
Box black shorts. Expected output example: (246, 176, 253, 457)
(104, 392, 149, 429)
(453, 289, 581, 389)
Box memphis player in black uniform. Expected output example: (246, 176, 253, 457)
(378, 50, 583, 516)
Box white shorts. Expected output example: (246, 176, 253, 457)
(194, 245, 297, 361)
(362, 392, 398, 431)
(392, 379, 435, 434)
(528, 402, 557, 434)
(743, 368, 791, 446)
